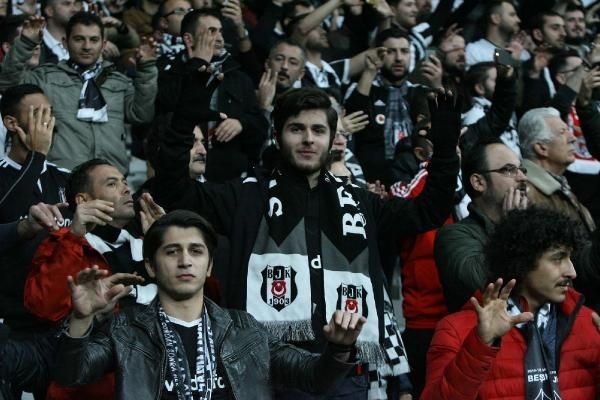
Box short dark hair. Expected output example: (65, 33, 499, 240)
(484, 0, 514, 24)
(375, 28, 410, 47)
(464, 62, 496, 96)
(565, 3, 585, 15)
(66, 159, 112, 212)
(529, 10, 563, 33)
(461, 137, 504, 197)
(272, 87, 338, 143)
(268, 38, 307, 64)
(0, 84, 44, 118)
(485, 207, 584, 292)
(66, 12, 105, 39)
(180, 8, 221, 37)
(548, 49, 581, 83)
(143, 210, 218, 264)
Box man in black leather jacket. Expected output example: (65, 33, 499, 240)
(54, 210, 364, 400)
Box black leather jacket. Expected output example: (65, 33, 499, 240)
(54, 298, 354, 399)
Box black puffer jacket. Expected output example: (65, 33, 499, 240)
(53, 298, 354, 400)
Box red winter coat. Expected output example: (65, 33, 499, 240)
(393, 166, 451, 329)
(421, 289, 600, 400)
(25, 228, 110, 323)
(24, 227, 114, 400)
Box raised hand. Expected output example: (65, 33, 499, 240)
(420, 55, 443, 89)
(190, 28, 217, 63)
(17, 202, 68, 238)
(14, 104, 55, 156)
(221, 0, 244, 30)
(95, 272, 145, 321)
(68, 266, 112, 320)
(70, 200, 115, 237)
(427, 90, 462, 156)
(502, 186, 528, 214)
(471, 278, 533, 345)
(364, 46, 385, 72)
(257, 67, 278, 110)
(21, 16, 45, 43)
(139, 192, 166, 234)
(214, 118, 242, 142)
(342, 110, 369, 134)
(136, 36, 158, 63)
(323, 310, 366, 346)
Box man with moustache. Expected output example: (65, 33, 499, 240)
(256, 39, 306, 114)
(156, 9, 267, 182)
(424, 207, 600, 400)
(344, 28, 426, 185)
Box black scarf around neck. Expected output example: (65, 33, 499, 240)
(245, 168, 385, 362)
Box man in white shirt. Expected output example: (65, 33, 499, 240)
(465, 0, 526, 69)
(40, 0, 78, 63)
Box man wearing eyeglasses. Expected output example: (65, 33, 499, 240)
(518, 107, 596, 234)
(435, 135, 600, 314)
(435, 138, 529, 312)
(154, 0, 192, 58)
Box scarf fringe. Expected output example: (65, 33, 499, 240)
(356, 341, 386, 364)
(260, 320, 315, 342)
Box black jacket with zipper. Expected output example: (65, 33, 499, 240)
(53, 298, 354, 400)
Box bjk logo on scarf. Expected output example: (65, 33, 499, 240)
(336, 284, 368, 316)
(261, 265, 298, 311)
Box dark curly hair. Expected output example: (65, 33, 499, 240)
(485, 207, 585, 292)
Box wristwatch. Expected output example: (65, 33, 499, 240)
(239, 28, 249, 40)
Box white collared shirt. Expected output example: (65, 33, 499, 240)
(42, 28, 69, 61)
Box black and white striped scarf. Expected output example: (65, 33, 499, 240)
(158, 305, 216, 400)
(69, 60, 108, 122)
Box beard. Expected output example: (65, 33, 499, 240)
(279, 142, 328, 176)
(381, 65, 407, 84)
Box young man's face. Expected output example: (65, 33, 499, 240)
(66, 23, 105, 68)
(539, 15, 567, 50)
(266, 43, 305, 90)
(565, 10, 586, 40)
(189, 126, 207, 179)
(478, 66, 497, 100)
(394, 0, 418, 29)
(278, 109, 331, 176)
(87, 164, 135, 221)
(304, 26, 329, 52)
(496, 2, 521, 36)
(146, 226, 212, 301)
(381, 37, 411, 82)
(520, 246, 576, 309)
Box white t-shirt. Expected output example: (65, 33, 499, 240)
(465, 38, 530, 69)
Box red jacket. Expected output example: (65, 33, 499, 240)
(393, 166, 451, 329)
(25, 228, 110, 323)
(421, 289, 600, 400)
(24, 228, 114, 400)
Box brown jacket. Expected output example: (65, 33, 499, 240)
(523, 159, 596, 234)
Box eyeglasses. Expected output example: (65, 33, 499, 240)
(479, 164, 527, 177)
(163, 7, 193, 17)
